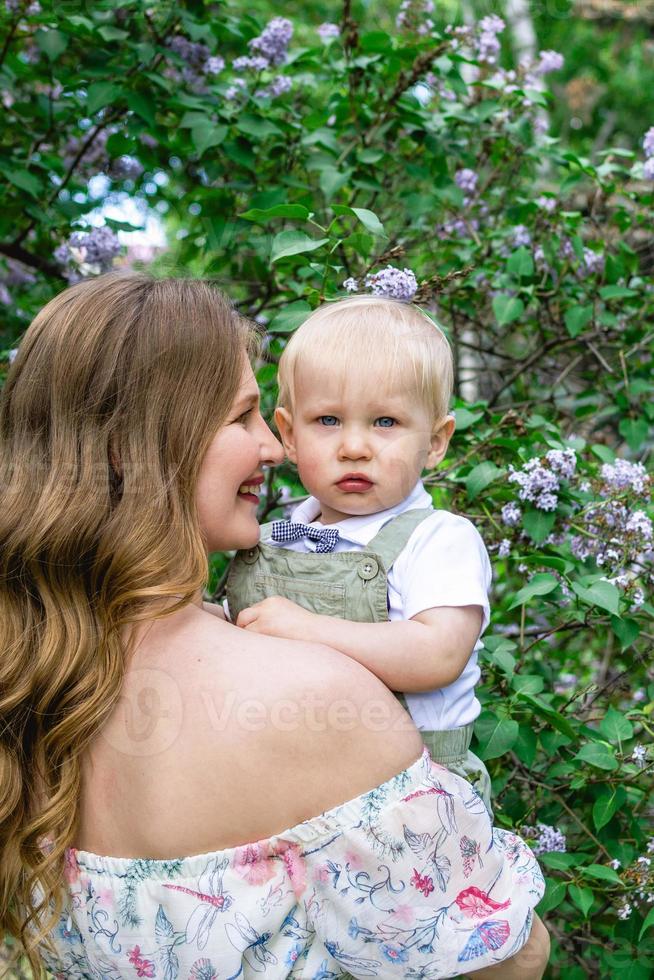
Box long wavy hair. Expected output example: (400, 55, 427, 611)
(0, 271, 255, 974)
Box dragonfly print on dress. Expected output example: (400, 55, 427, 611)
(162, 856, 233, 950)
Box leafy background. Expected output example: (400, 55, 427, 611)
(0, 0, 652, 976)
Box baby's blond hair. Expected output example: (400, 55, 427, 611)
(277, 295, 453, 421)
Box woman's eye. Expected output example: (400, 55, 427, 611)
(375, 417, 396, 428)
(318, 415, 339, 426)
(235, 409, 253, 424)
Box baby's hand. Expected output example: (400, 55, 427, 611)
(236, 596, 321, 641)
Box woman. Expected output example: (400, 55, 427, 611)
(0, 273, 549, 979)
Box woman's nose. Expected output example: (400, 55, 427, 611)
(260, 419, 284, 465)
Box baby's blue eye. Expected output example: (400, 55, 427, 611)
(318, 415, 339, 426)
(375, 417, 396, 428)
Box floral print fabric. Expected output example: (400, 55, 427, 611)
(41, 750, 544, 979)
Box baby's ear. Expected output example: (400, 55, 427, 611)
(274, 407, 298, 463)
(426, 414, 455, 469)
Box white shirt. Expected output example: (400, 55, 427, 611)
(271, 481, 492, 731)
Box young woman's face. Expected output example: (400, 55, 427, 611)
(196, 359, 283, 553)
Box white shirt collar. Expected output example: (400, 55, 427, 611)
(289, 480, 432, 547)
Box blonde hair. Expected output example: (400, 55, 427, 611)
(277, 295, 453, 421)
(0, 271, 255, 975)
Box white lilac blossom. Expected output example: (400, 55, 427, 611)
(455, 168, 478, 194)
(580, 248, 604, 277)
(317, 23, 340, 40)
(643, 127, 654, 158)
(617, 901, 633, 920)
(535, 50, 564, 75)
(364, 266, 418, 301)
(631, 588, 645, 608)
(501, 502, 522, 527)
(632, 744, 647, 766)
(512, 225, 532, 247)
(625, 511, 653, 540)
(648, 839, 654, 854)
(488, 67, 519, 94)
(396, 0, 435, 34)
(249, 17, 293, 67)
(204, 56, 225, 75)
(508, 458, 561, 512)
(546, 448, 577, 480)
(522, 823, 567, 856)
(498, 539, 511, 558)
(342, 277, 359, 292)
(610, 859, 621, 870)
(600, 459, 650, 496)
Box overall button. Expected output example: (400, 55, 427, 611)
(357, 557, 379, 580)
(242, 546, 260, 564)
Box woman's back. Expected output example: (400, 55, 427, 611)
(77, 604, 424, 860)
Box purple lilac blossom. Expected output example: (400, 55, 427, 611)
(501, 502, 522, 527)
(642, 127, 654, 158)
(204, 56, 225, 75)
(226, 79, 247, 100)
(249, 17, 293, 67)
(264, 75, 292, 98)
(625, 511, 653, 540)
(167, 35, 211, 69)
(580, 248, 604, 276)
(644, 158, 654, 180)
(631, 588, 645, 608)
(535, 50, 564, 75)
(512, 225, 532, 247)
(632, 745, 647, 765)
(546, 448, 577, 480)
(476, 15, 505, 65)
(56, 227, 121, 276)
(233, 55, 269, 72)
(600, 459, 650, 495)
(508, 458, 560, 511)
(317, 23, 340, 40)
(364, 266, 418, 301)
(455, 168, 478, 194)
(342, 277, 359, 292)
(0, 283, 10, 305)
(536, 195, 556, 212)
(522, 823, 567, 855)
(498, 539, 511, 558)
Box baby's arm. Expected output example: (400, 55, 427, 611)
(236, 598, 482, 692)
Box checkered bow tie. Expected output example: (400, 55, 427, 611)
(270, 520, 340, 553)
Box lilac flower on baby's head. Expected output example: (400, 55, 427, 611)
(249, 17, 293, 67)
(317, 23, 340, 40)
(642, 127, 654, 159)
(535, 50, 564, 75)
(364, 266, 418, 301)
(455, 168, 478, 194)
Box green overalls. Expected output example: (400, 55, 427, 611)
(225, 507, 492, 815)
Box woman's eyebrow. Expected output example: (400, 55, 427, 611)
(236, 391, 260, 410)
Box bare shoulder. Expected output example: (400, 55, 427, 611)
(165, 611, 423, 849)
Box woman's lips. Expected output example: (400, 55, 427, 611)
(336, 478, 373, 492)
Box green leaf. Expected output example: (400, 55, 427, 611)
(98, 25, 130, 41)
(599, 285, 638, 300)
(599, 706, 634, 743)
(592, 785, 625, 830)
(581, 864, 623, 886)
(240, 204, 310, 223)
(507, 247, 534, 278)
(474, 712, 519, 760)
(236, 115, 283, 139)
(572, 580, 620, 616)
(319, 167, 350, 199)
(564, 305, 593, 338)
(619, 417, 648, 452)
(452, 407, 484, 432)
(492, 294, 524, 326)
(513, 723, 537, 766)
(575, 742, 619, 771)
(270, 231, 329, 263)
(191, 125, 227, 157)
(610, 615, 640, 651)
(0, 166, 41, 198)
(568, 884, 594, 918)
(537, 878, 567, 913)
(522, 508, 556, 544)
(267, 301, 312, 334)
(517, 692, 577, 738)
(127, 92, 156, 127)
(539, 851, 578, 870)
(591, 444, 615, 464)
(465, 461, 503, 500)
(87, 82, 122, 115)
(35, 28, 68, 61)
(639, 905, 654, 940)
(507, 572, 559, 610)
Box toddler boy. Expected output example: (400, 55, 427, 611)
(226, 295, 493, 812)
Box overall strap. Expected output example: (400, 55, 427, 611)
(366, 507, 434, 569)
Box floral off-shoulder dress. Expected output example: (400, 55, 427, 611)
(41, 750, 544, 979)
